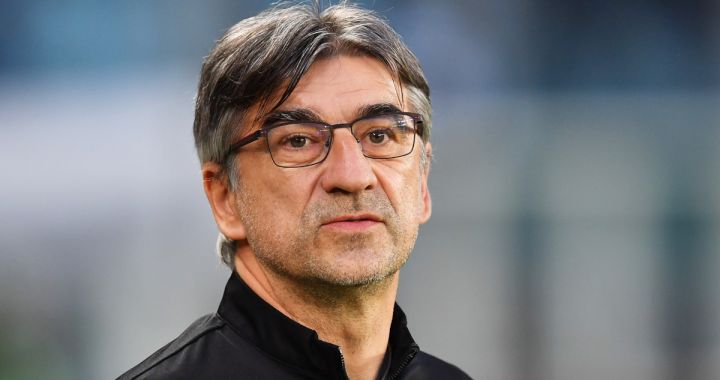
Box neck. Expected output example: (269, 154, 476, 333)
(234, 244, 397, 380)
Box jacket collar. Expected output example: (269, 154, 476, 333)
(217, 272, 419, 379)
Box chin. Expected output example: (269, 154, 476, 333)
(321, 269, 396, 287)
(308, 253, 408, 287)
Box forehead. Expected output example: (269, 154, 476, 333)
(278, 55, 403, 120)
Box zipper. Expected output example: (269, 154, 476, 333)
(386, 348, 417, 380)
(338, 347, 350, 380)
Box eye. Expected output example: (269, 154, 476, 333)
(368, 129, 392, 144)
(287, 135, 308, 148)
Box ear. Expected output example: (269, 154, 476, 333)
(202, 162, 247, 241)
(418, 142, 432, 224)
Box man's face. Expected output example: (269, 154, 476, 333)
(230, 55, 431, 286)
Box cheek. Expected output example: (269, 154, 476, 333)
(374, 162, 423, 214)
(257, 169, 318, 218)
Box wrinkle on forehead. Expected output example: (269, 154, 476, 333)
(279, 55, 406, 123)
(242, 55, 407, 137)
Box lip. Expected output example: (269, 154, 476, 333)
(323, 213, 382, 224)
(320, 213, 384, 231)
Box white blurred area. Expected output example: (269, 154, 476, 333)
(1, 1, 719, 380)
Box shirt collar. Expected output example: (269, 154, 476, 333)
(217, 272, 419, 379)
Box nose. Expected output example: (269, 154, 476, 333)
(319, 128, 377, 193)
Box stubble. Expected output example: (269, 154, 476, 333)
(235, 187, 419, 289)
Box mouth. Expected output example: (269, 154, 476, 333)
(321, 213, 384, 231)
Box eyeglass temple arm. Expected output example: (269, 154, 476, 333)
(222, 129, 263, 162)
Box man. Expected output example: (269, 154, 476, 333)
(120, 2, 471, 379)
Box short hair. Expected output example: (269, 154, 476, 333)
(193, 1, 432, 268)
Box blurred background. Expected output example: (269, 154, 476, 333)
(0, 0, 718, 379)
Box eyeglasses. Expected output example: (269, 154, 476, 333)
(223, 112, 424, 168)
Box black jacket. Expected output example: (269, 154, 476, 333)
(119, 272, 471, 379)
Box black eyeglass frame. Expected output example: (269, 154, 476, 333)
(221, 111, 425, 168)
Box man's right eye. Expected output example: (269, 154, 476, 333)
(288, 135, 308, 148)
(276, 133, 322, 150)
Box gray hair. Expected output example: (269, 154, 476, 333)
(193, 1, 432, 268)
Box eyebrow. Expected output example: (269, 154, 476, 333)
(262, 102, 404, 127)
(262, 108, 322, 126)
(356, 103, 403, 118)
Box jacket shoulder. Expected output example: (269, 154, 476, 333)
(402, 351, 473, 379)
(117, 313, 224, 380)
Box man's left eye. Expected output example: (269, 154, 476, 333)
(368, 129, 390, 144)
